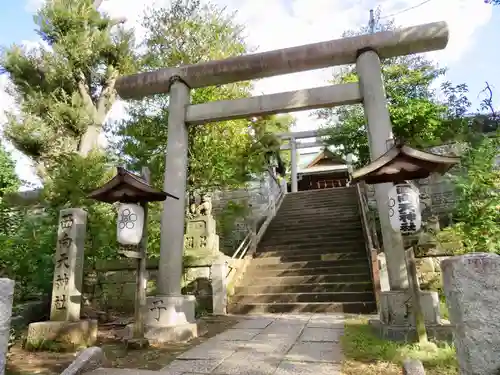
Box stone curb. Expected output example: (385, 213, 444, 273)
(60, 347, 105, 375)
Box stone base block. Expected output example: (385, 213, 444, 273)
(146, 294, 196, 326)
(369, 319, 453, 343)
(145, 322, 198, 344)
(25, 320, 98, 351)
(380, 290, 441, 326)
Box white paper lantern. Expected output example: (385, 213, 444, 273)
(388, 183, 422, 234)
(117, 203, 145, 245)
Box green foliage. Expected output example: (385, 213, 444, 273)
(110, 0, 292, 194)
(1, 0, 135, 175)
(217, 200, 250, 239)
(0, 143, 19, 197)
(315, 16, 468, 166)
(342, 318, 458, 375)
(446, 132, 500, 253)
(0, 0, 135, 302)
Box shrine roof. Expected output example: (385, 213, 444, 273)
(88, 167, 178, 203)
(351, 143, 460, 185)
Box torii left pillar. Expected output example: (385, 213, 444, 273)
(144, 77, 198, 343)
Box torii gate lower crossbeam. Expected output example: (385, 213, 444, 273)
(115, 21, 449, 343)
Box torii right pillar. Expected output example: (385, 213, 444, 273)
(356, 48, 409, 291)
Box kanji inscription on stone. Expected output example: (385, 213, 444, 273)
(50, 208, 87, 322)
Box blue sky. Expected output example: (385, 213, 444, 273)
(0, 0, 498, 185)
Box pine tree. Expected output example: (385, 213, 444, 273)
(1, 0, 135, 179)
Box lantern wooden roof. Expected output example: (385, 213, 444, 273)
(351, 143, 460, 185)
(88, 167, 178, 203)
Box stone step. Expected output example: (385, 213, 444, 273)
(282, 197, 358, 204)
(245, 264, 371, 277)
(231, 291, 375, 304)
(276, 206, 359, 214)
(234, 281, 374, 294)
(238, 273, 373, 286)
(255, 248, 366, 258)
(252, 259, 368, 271)
(252, 252, 367, 263)
(269, 217, 361, 226)
(258, 240, 366, 252)
(228, 301, 377, 315)
(260, 231, 364, 246)
(264, 223, 363, 235)
(261, 230, 364, 242)
(284, 187, 356, 197)
(272, 213, 360, 222)
(278, 203, 359, 211)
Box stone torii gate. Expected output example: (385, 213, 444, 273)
(279, 129, 324, 193)
(115, 21, 449, 342)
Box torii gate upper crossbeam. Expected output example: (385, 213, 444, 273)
(115, 21, 448, 99)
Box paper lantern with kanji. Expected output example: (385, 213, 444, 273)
(117, 203, 145, 245)
(388, 183, 422, 235)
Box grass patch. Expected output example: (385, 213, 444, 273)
(341, 318, 458, 375)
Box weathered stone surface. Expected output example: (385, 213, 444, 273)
(211, 350, 282, 375)
(441, 253, 500, 375)
(51, 208, 87, 322)
(162, 358, 223, 374)
(402, 359, 426, 375)
(60, 347, 105, 375)
(25, 320, 98, 351)
(274, 361, 341, 375)
(144, 323, 197, 344)
(285, 342, 343, 363)
(212, 328, 261, 341)
(234, 318, 274, 329)
(379, 290, 441, 326)
(0, 278, 15, 375)
(299, 327, 342, 343)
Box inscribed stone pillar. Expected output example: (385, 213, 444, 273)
(158, 78, 190, 297)
(356, 49, 408, 290)
(290, 138, 298, 193)
(51, 208, 87, 321)
(0, 278, 15, 375)
(441, 253, 500, 375)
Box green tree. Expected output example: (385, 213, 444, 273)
(0, 143, 19, 197)
(0, 0, 133, 300)
(110, 0, 292, 194)
(0, 142, 20, 237)
(1, 0, 135, 179)
(314, 14, 467, 166)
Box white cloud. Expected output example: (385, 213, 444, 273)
(5, 0, 494, 183)
(99, 0, 492, 132)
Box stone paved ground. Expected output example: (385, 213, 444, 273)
(160, 313, 344, 375)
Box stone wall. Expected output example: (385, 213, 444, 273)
(83, 258, 216, 316)
(211, 170, 284, 254)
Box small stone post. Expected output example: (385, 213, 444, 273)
(402, 359, 426, 375)
(51, 208, 87, 321)
(0, 278, 15, 375)
(211, 259, 228, 315)
(441, 253, 500, 375)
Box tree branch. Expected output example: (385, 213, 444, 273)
(93, 0, 127, 26)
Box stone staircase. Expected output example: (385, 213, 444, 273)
(229, 187, 377, 314)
